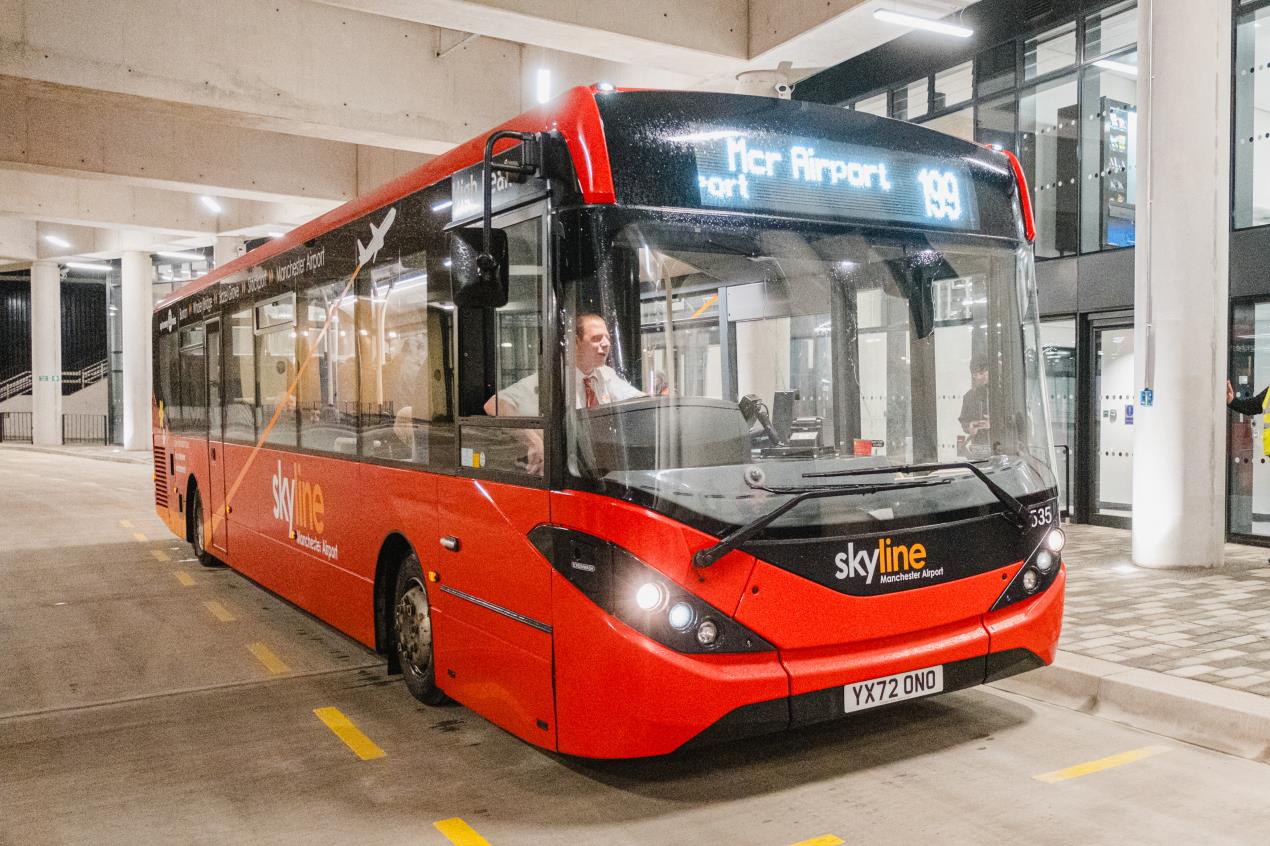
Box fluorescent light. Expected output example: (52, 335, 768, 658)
(44, 235, 70, 248)
(596, 82, 615, 92)
(1094, 59, 1138, 77)
(158, 250, 208, 262)
(874, 9, 973, 38)
(430, 200, 453, 212)
(268, 231, 285, 239)
(66, 262, 111, 272)
(443, 258, 452, 267)
(536, 68, 551, 104)
(200, 196, 223, 213)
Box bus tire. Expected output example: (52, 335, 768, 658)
(188, 487, 220, 568)
(393, 553, 447, 705)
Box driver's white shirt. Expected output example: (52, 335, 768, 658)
(495, 365, 643, 414)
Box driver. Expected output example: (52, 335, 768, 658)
(484, 313, 643, 472)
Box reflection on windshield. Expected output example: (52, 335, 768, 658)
(563, 210, 1057, 533)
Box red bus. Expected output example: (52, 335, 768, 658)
(153, 87, 1065, 758)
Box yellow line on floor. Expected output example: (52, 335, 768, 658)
(313, 707, 385, 761)
(204, 600, 235, 622)
(133, 532, 148, 543)
(119, 519, 134, 528)
(433, 818, 492, 846)
(151, 549, 171, 562)
(789, 837, 844, 846)
(248, 642, 289, 674)
(174, 571, 195, 587)
(1034, 746, 1168, 784)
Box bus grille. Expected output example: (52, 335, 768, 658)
(154, 445, 169, 509)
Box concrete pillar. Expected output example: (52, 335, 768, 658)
(121, 252, 153, 452)
(213, 237, 242, 269)
(30, 261, 61, 446)
(1131, 0, 1233, 567)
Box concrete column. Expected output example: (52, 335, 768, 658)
(213, 237, 242, 269)
(1131, 0, 1233, 567)
(121, 252, 153, 451)
(30, 261, 62, 446)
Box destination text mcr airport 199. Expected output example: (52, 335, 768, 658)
(150, 87, 1066, 759)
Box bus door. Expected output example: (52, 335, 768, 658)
(204, 317, 228, 553)
(432, 204, 556, 747)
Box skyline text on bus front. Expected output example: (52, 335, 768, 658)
(691, 133, 980, 230)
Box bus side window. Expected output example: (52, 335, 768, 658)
(297, 277, 358, 454)
(459, 215, 545, 476)
(178, 324, 206, 433)
(254, 295, 297, 447)
(155, 327, 179, 431)
(223, 308, 256, 443)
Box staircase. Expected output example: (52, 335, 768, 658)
(0, 358, 110, 402)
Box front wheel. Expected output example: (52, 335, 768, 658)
(189, 488, 220, 567)
(393, 554, 447, 705)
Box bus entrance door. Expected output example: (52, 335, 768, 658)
(205, 318, 228, 554)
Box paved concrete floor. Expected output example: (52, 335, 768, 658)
(2, 449, 1269, 845)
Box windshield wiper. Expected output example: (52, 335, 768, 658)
(802, 460, 1030, 530)
(692, 477, 951, 569)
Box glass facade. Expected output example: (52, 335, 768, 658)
(845, 1, 1138, 262)
(1235, 2, 1270, 229)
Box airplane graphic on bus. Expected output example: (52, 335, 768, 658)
(356, 207, 396, 266)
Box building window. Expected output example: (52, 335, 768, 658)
(1025, 22, 1077, 81)
(1080, 51, 1139, 250)
(977, 41, 1018, 97)
(1085, 1, 1138, 60)
(1020, 74, 1080, 258)
(854, 93, 888, 117)
(922, 106, 975, 142)
(976, 94, 1018, 153)
(934, 62, 974, 111)
(892, 79, 929, 121)
(1235, 4, 1270, 229)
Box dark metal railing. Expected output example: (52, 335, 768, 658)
(62, 413, 108, 445)
(0, 411, 33, 443)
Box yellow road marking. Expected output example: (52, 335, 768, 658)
(119, 519, 134, 528)
(248, 642, 290, 674)
(789, 837, 844, 846)
(433, 818, 492, 846)
(204, 600, 235, 622)
(174, 571, 195, 587)
(133, 532, 148, 543)
(1034, 745, 1168, 783)
(151, 549, 171, 562)
(313, 707, 385, 761)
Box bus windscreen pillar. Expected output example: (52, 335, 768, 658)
(30, 260, 62, 447)
(121, 251, 153, 451)
(1132, 0, 1233, 568)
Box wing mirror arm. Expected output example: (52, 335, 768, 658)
(478, 130, 542, 286)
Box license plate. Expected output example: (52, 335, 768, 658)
(843, 665, 944, 713)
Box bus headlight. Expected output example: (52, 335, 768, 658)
(635, 582, 666, 611)
(529, 525, 774, 655)
(667, 602, 695, 631)
(1021, 568, 1040, 592)
(1045, 528, 1066, 553)
(1035, 549, 1055, 573)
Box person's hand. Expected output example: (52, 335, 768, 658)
(526, 440, 544, 476)
(1227, 380, 1235, 404)
(393, 406, 414, 444)
(968, 419, 989, 435)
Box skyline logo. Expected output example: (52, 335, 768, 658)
(159, 310, 176, 333)
(834, 538, 928, 585)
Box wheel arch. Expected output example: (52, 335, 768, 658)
(184, 474, 200, 542)
(374, 531, 416, 665)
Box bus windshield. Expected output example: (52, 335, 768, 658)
(562, 207, 1056, 536)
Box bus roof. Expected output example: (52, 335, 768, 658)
(156, 88, 1021, 311)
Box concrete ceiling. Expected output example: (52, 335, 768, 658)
(0, 0, 972, 270)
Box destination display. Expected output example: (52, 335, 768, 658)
(691, 131, 981, 230)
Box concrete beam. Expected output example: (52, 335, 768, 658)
(0, 169, 332, 239)
(310, 0, 748, 75)
(0, 217, 37, 262)
(0, 0, 525, 154)
(0, 76, 382, 204)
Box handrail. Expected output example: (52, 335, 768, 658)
(0, 370, 31, 402)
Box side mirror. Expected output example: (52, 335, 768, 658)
(448, 227, 509, 308)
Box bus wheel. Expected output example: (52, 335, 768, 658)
(189, 488, 219, 568)
(393, 554, 447, 705)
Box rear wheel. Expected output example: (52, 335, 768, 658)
(189, 488, 219, 567)
(393, 553, 447, 705)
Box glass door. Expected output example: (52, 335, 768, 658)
(1089, 318, 1135, 527)
(1228, 300, 1270, 542)
(1041, 318, 1076, 517)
